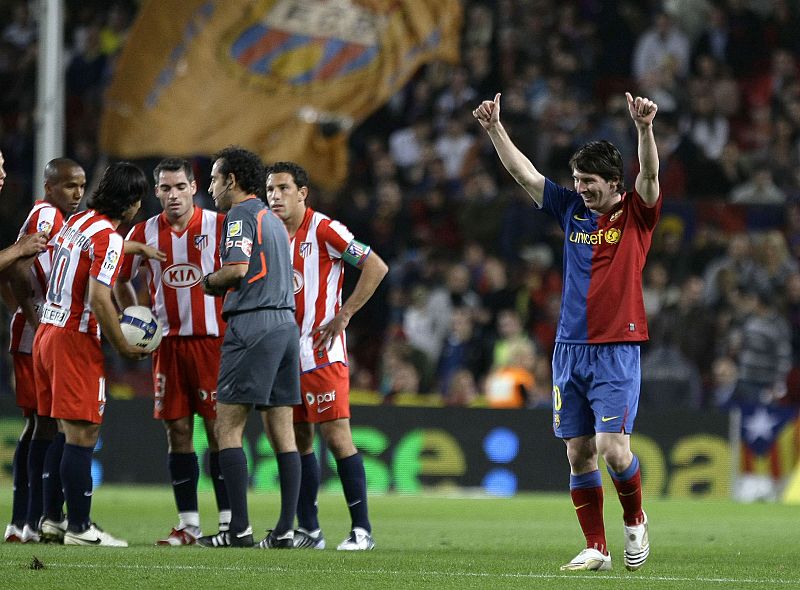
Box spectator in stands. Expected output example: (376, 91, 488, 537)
(703, 233, 768, 308)
(732, 287, 792, 405)
(632, 11, 691, 84)
(484, 339, 537, 409)
(729, 167, 787, 205)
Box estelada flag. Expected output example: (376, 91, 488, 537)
(99, 0, 462, 189)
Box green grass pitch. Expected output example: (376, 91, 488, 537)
(1, 486, 798, 589)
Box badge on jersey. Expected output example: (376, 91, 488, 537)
(240, 237, 252, 257)
(37, 220, 53, 235)
(194, 234, 208, 251)
(299, 241, 312, 258)
(227, 221, 242, 237)
(101, 249, 120, 273)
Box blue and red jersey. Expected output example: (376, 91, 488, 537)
(540, 178, 662, 344)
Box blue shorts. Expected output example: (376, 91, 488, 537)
(551, 342, 640, 438)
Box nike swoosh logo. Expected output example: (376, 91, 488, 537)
(83, 491, 94, 497)
(601, 416, 620, 422)
(574, 502, 590, 510)
(171, 478, 191, 486)
(82, 537, 102, 545)
(347, 500, 362, 508)
(317, 405, 332, 413)
(573, 214, 590, 221)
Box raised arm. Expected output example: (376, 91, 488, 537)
(626, 92, 660, 207)
(473, 93, 546, 206)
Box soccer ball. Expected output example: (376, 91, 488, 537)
(120, 305, 162, 353)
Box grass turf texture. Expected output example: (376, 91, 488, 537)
(1, 487, 798, 589)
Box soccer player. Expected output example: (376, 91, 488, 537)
(266, 162, 388, 551)
(473, 92, 660, 572)
(198, 147, 301, 549)
(32, 161, 152, 546)
(113, 158, 231, 545)
(2, 159, 86, 544)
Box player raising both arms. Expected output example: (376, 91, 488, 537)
(474, 91, 660, 572)
(267, 161, 388, 551)
(114, 157, 231, 546)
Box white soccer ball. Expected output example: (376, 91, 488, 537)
(120, 305, 163, 353)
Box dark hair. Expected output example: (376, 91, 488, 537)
(212, 146, 265, 199)
(87, 162, 149, 219)
(44, 158, 82, 183)
(153, 157, 194, 183)
(568, 140, 624, 192)
(265, 161, 309, 190)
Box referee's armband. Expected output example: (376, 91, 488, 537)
(342, 239, 371, 268)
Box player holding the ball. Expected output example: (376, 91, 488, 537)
(474, 92, 660, 572)
(114, 157, 231, 546)
(32, 162, 151, 546)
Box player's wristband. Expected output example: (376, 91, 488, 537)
(202, 273, 214, 292)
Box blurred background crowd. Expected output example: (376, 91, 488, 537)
(2, 0, 800, 412)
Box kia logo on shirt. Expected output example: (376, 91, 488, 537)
(162, 263, 203, 288)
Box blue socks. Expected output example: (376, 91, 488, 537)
(209, 451, 230, 513)
(168, 452, 199, 513)
(337, 453, 370, 532)
(218, 448, 249, 534)
(61, 443, 94, 532)
(297, 452, 321, 531)
(275, 451, 301, 535)
(11, 438, 30, 527)
(43, 432, 65, 521)
(25, 439, 50, 528)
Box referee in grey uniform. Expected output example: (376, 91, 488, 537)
(199, 146, 301, 549)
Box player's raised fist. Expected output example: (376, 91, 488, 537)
(473, 93, 501, 130)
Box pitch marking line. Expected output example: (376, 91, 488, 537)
(2, 561, 798, 585)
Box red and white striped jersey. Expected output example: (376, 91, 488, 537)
(9, 200, 66, 353)
(120, 207, 225, 337)
(39, 209, 125, 338)
(291, 207, 363, 372)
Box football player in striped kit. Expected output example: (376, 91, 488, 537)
(114, 158, 231, 545)
(1, 154, 59, 544)
(266, 162, 388, 551)
(474, 92, 660, 572)
(32, 161, 153, 546)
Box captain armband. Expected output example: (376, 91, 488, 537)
(342, 239, 371, 268)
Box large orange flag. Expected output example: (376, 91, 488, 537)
(100, 0, 462, 189)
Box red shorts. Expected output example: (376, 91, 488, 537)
(12, 352, 36, 416)
(33, 324, 106, 424)
(293, 362, 350, 424)
(152, 336, 222, 421)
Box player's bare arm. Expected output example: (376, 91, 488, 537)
(626, 92, 660, 207)
(202, 263, 247, 297)
(9, 256, 40, 329)
(312, 250, 388, 350)
(89, 277, 147, 360)
(473, 93, 546, 206)
(112, 276, 139, 310)
(123, 239, 167, 262)
(0, 232, 46, 273)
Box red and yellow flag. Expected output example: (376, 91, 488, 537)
(100, 0, 462, 189)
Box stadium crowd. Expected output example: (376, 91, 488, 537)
(2, 0, 800, 411)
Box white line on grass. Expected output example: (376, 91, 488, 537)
(3, 561, 797, 585)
